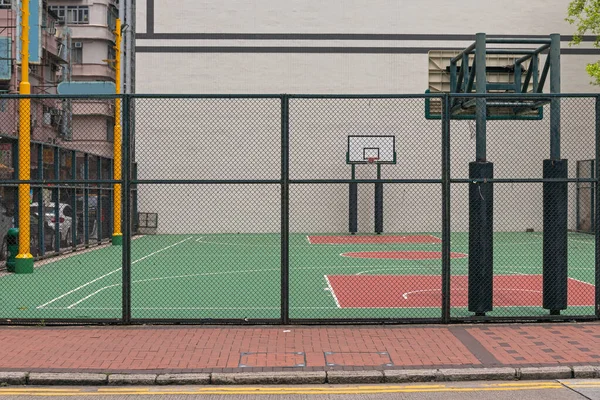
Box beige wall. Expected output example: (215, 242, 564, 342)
(135, 0, 600, 234)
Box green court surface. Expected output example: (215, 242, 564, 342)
(0, 232, 595, 321)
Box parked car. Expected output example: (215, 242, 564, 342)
(29, 213, 56, 256)
(30, 202, 75, 247)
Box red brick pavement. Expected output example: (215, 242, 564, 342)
(0, 323, 597, 373)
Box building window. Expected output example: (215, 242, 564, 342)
(49, 6, 66, 23)
(43, 8, 57, 35)
(71, 43, 83, 64)
(107, 44, 116, 69)
(107, 5, 117, 31)
(49, 5, 89, 24)
(0, 0, 11, 9)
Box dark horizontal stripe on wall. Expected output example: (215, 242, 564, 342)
(137, 33, 595, 42)
(135, 46, 600, 55)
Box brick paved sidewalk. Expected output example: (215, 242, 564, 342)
(0, 323, 598, 374)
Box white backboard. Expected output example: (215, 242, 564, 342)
(347, 135, 396, 164)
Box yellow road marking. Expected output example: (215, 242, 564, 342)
(0, 383, 568, 396)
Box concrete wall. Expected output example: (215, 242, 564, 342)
(134, 0, 600, 234)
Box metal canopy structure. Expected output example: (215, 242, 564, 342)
(448, 33, 560, 122)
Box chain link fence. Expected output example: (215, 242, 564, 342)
(0, 93, 597, 324)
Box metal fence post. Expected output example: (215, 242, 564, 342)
(122, 94, 132, 324)
(441, 94, 451, 323)
(596, 95, 600, 319)
(281, 95, 290, 324)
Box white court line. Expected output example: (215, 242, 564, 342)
(37, 237, 193, 309)
(67, 284, 120, 308)
(426, 234, 442, 241)
(568, 277, 596, 287)
(324, 275, 341, 308)
(402, 289, 439, 300)
(36, 268, 122, 309)
(195, 237, 204, 242)
(304, 235, 353, 246)
(66, 268, 282, 308)
(65, 265, 428, 309)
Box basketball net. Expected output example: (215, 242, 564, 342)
(367, 157, 379, 165)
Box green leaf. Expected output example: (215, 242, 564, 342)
(567, 0, 600, 84)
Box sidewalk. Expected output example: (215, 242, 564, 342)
(0, 322, 598, 385)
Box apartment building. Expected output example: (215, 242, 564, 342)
(0, 0, 118, 250)
(49, 0, 118, 158)
(0, 0, 71, 211)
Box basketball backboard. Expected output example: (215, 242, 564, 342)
(347, 135, 396, 164)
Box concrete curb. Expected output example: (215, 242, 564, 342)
(28, 373, 107, 386)
(212, 371, 326, 385)
(1, 366, 599, 386)
(437, 367, 517, 381)
(518, 366, 572, 380)
(327, 370, 383, 384)
(383, 369, 438, 383)
(156, 373, 211, 385)
(0, 372, 28, 385)
(573, 366, 600, 379)
(108, 374, 157, 385)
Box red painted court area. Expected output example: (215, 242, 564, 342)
(326, 274, 595, 308)
(307, 235, 441, 245)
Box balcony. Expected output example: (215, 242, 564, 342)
(72, 63, 115, 81)
(72, 99, 115, 117)
(69, 25, 115, 42)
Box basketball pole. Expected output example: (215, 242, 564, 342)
(542, 33, 567, 315)
(349, 164, 357, 234)
(112, 18, 123, 245)
(15, 0, 34, 273)
(468, 32, 494, 316)
(374, 163, 383, 234)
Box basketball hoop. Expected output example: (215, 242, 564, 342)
(367, 157, 379, 164)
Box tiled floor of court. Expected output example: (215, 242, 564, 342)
(0, 323, 598, 373)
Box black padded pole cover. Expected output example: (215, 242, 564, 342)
(543, 159, 568, 312)
(468, 162, 494, 314)
(375, 182, 383, 234)
(349, 182, 358, 234)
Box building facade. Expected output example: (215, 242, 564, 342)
(0, 0, 118, 256)
(133, 0, 600, 235)
(50, 0, 118, 158)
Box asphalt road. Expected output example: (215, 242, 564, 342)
(0, 380, 599, 399)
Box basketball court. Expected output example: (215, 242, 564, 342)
(0, 230, 594, 321)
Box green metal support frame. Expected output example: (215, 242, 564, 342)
(425, 33, 561, 120)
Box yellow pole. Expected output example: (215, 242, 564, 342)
(15, 0, 33, 273)
(112, 19, 122, 245)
